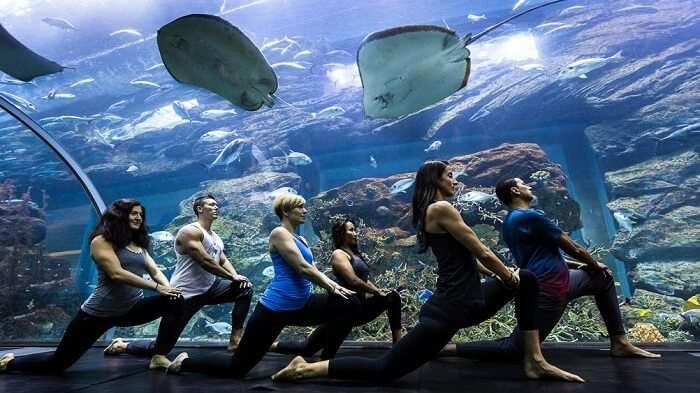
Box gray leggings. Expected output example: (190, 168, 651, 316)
(456, 268, 626, 360)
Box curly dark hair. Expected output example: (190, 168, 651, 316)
(89, 198, 150, 250)
(412, 160, 449, 253)
(330, 216, 366, 262)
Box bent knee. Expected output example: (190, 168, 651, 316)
(518, 269, 538, 289)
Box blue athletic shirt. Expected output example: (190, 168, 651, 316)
(501, 208, 569, 301)
(260, 236, 314, 311)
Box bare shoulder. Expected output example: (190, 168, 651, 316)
(178, 224, 202, 240)
(331, 249, 352, 261)
(90, 234, 110, 248)
(269, 226, 291, 241)
(428, 200, 456, 216)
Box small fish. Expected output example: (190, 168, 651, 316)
(652, 123, 700, 143)
(200, 108, 237, 119)
(286, 150, 312, 166)
(144, 63, 165, 71)
(42, 91, 76, 100)
(376, 206, 390, 216)
(260, 38, 283, 51)
(129, 80, 161, 88)
(424, 140, 442, 152)
(109, 29, 143, 38)
(150, 231, 174, 242)
(369, 154, 378, 168)
(0, 76, 35, 86)
(210, 138, 247, 167)
(535, 22, 565, 29)
(293, 50, 312, 59)
(637, 308, 652, 317)
(0, 91, 37, 111)
(107, 99, 130, 112)
(512, 0, 529, 11)
(615, 5, 658, 13)
(458, 191, 497, 204)
(172, 100, 190, 120)
(543, 23, 578, 35)
(271, 61, 307, 70)
(467, 14, 486, 22)
(312, 105, 345, 119)
(269, 187, 298, 199)
(26, 300, 35, 310)
(559, 5, 585, 15)
(613, 211, 634, 232)
(69, 78, 95, 88)
(344, 197, 354, 207)
(199, 129, 236, 142)
(517, 63, 545, 71)
(390, 178, 415, 194)
(126, 165, 139, 173)
(205, 321, 232, 335)
(325, 49, 352, 57)
(416, 289, 433, 303)
(559, 51, 623, 80)
(42, 17, 77, 31)
(262, 266, 275, 279)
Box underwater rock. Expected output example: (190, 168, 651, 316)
(0, 306, 71, 340)
(631, 261, 700, 299)
(607, 151, 700, 264)
(621, 289, 685, 337)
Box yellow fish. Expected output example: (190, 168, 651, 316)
(683, 295, 700, 312)
(637, 309, 652, 317)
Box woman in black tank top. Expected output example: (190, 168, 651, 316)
(272, 161, 584, 384)
(272, 217, 403, 358)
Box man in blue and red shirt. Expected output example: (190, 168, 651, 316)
(445, 177, 658, 359)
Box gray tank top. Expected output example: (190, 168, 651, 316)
(169, 223, 224, 299)
(81, 247, 146, 317)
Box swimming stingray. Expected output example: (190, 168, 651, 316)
(0, 24, 66, 82)
(357, 0, 567, 119)
(157, 14, 277, 111)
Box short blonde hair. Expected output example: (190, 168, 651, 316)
(273, 193, 306, 220)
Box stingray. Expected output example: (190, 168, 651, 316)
(0, 24, 65, 82)
(157, 14, 277, 111)
(357, 0, 567, 119)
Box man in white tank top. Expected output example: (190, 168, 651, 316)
(104, 194, 253, 365)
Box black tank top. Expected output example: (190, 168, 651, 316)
(335, 251, 370, 298)
(422, 232, 484, 325)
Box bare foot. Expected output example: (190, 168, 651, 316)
(0, 353, 15, 372)
(104, 338, 127, 356)
(149, 354, 172, 369)
(272, 356, 307, 382)
(269, 341, 279, 352)
(438, 343, 457, 357)
(611, 344, 660, 358)
(524, 357, 584, 383)
(166, 352, 189, 374)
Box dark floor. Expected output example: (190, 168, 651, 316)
(1, 344, 698, 393)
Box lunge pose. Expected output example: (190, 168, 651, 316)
(440, 178, 659, 360)
(272, 161, 583, 383)
(103, 194, 253, 366)
(0, 199, 182, 374)
(272, 216, 403, 358)
(165, 193, 360, 377)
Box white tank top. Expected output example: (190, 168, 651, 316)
(169, 222, 224, 298)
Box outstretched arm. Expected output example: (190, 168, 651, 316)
(176, 225, 235, 281)
(558, 233, 609, 274)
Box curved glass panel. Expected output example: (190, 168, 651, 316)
(0, 111, 95, 342)
(1, 0, 698, 345)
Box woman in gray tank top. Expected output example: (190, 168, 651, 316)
(0, 199, 183, 374)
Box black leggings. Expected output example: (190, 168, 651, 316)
(455, 268, 626, 360)
(6, 295, 181, 374)
(180, 293, 361, 378)
(125, 279, 253, 356)
(275, 290, 402, 359)
(328, 270, 539, 383)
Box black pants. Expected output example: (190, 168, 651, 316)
(275, 290, 402, 359)
(455, 268, 626, 360)
(125, 278, 253, 356)
(327, 270, 540, 383)
(6, 295, 181, 374)
(180, 293, 361, 378)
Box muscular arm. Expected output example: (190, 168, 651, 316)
(430, 201, 513, 281)
(176, 226, 235, 281)
(90, 236, 159, 290)
(557, 233, 605, 269)
(269, 228, 339, 292)
(331, 250, 380, 295)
